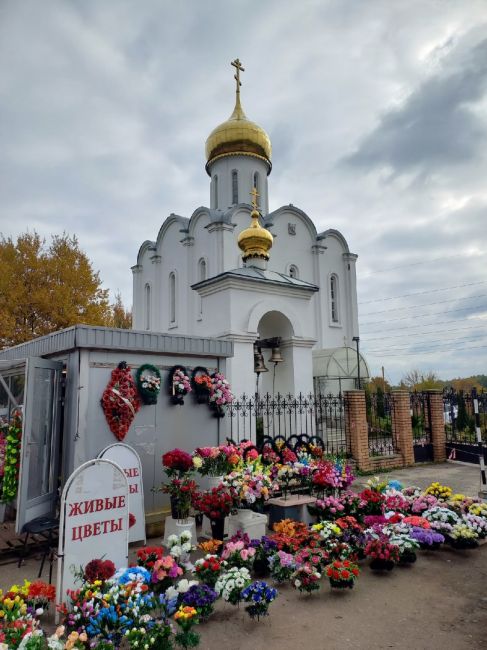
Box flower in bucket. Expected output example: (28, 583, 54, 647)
(240, 581, 278, 620)
(162, 448, 194, 478)
(193, 444, 240, 477)
(291, 562, 322, 593)
(325, 559, 360, 588)
(167, 531, 194, 559)
(268, 550, 296, 583)
(409, 527, 445, 548)
(364, 536, 400, 569)
(151, 555, 184, 593)
(215, 567, 252, 605)
(192, 485, 235, 520)
(136, 545, 164, 571)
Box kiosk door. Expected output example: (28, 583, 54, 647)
(16, 357, 63, 533)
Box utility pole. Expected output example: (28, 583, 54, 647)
(352, 336, 361, 389)
(382, 366, 385, 390)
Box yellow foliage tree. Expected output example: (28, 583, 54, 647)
(0, 232, 111, 348)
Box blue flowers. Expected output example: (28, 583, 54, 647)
(388, 480, 403, 491)
(240, 581, 278, 620)
(115, 566, 151, 584)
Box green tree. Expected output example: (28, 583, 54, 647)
(0, 231, 111, 348)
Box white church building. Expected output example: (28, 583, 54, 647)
(132, 60, 367, 398)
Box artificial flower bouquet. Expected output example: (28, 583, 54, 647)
(268, 550, 296, 583)
(409, 526, 445, 549)
(135, 363, 162, 405)
(364, 536, 400, 571)
(250, 536, 278, 576)
(162, 448, 194, 478)
(192, 485, 234, 520)
(422, 506, 460, 534)
(223, 461, 275, 509)
(208, 372, 234, 406)
(221, 538, 256, 570)
(171, 368, 192, 398)
(136, 545, 164, 571)
(358, 488, 386, 516)
(162, 476, 198, 521)
(182, 583, 218, 622)
(167, 530, 194, 566)
(325, 559, 360, 589)
(291, 562, 321, 593)
(424, 482, 452, 501)
(311, 457, 355, 495)
(193, 554, 228, 587)
(192, 444, 240, 477)
(240, 581, 278, 620)
(447, 521, 479, 549)
(214, 567, 252, 605)
(174, 604, 200, 649)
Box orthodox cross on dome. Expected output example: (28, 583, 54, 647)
(250, 186, 259, 211)
(231, 58, 245, 93)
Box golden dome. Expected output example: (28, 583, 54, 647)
(205, 85, 271, 174)
(237, 207, 273, 262)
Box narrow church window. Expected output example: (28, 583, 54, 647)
(232, 170, 238, 204)
(330, 274, 339, 323)
(289, 264, 299, 279)
(213, 175, 218, 208)
(253, 172, 260, 206)
(198, 258, 206, 318)
(169, 272, 176, 324)
(145, 283, 151, 330)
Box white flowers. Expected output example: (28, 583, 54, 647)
(215, 567, 251, 602)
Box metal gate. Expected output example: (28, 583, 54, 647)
(444, 389, 487, 464)
(410, 392, 433, 462)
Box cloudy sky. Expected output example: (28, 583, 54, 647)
(1, 0, 486, 384)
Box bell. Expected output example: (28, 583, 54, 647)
(254, 350, 269, 374)
(269, 347, 284, 364)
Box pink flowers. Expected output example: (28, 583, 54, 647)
(152, 556, 183, 582)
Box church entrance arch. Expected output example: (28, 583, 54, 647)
(256, 310, 294, 396)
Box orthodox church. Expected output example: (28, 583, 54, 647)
(132, 60, 367, 397)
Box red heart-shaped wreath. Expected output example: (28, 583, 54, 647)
(101, 362, 141, 441)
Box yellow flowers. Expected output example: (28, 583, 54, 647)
(469, 502, 487, 518)
(174, 605, 197, 621)
(192, 456, 203, 469)
(425, 482, 452, 500)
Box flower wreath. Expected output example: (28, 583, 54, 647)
(101, 362, 141, 441)
(191, 366, 212, 404)
(1, 409, 22, 504)
(135, 363, 162, 405)
(168, 365, 192, 405)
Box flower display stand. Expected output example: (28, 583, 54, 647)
(163, 516, 196, 546)
(267, 495, 317, 528)
(227, 510, 267, 539)
(201, 515, 229, 539)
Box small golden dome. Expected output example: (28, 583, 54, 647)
(205, 74, 271, 174)
(237, 207, 273, 262)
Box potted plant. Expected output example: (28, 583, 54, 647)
(240, 581, 278, 620)
(169, 365, 192, 405)
(325, 559, 360, 589)
(214, 566, 252, 606)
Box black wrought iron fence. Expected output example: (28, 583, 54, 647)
(226, 393, 350, 456)
(444, 389, 487, 443)
(365, 391, 398, 456)
(409, 392, 432, 444)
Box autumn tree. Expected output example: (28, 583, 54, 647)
(107, 291, 132, 329)
(400, 370, 444, 391)
(0, 232, 112, 348)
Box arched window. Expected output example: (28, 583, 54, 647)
(144, 283, 151, 330)
(253, 172, 260, 206)
(330, 274, 339, 323)
(197, 258, 207, 318)
(169, 272, 176, 325)
(232, 170, 238, 204)
(289, 264, 299, 279)
(213, 175, 218, 208)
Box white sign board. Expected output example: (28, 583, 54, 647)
(98, 443, 146, 544)
(56, 459, 129, 614)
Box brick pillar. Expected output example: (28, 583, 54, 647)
(345, 390, 370, 471)
(427, 390, 446, 462)
(391, 390, 414, 466)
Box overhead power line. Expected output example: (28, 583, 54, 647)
(358, 280, 487, 305)
(362, 322, 486, 342)
(366, 343, 487, 358)
(362, 316, 486, 334)
(360, 303, 487, 326)
(360, 252, 482, 278)
(360, 293, 487, 317)
(364, 332, 487, 353)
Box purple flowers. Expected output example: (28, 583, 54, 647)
(410, 527, 445, 546)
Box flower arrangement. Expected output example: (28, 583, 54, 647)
(384, 492, 410, 513)
(197, 539, 223, 554)
(151, 555, 184, 592)
(409, 527, 445, 548)
(250, 536, 278, 576)
(1, 409, 22, 503)
(215, 567, 252, 605)
(410, 494, 438, 513)
(136, 545, 164, 571)
(311, 458, 355, 493)
(191, 366, 213, 404)
(308, 495, 345, 520)
(270, 520, 321, 553)
(402, 515, 431, 529)
(193, 554, 227, 587)
(364, 536, 400, 570)
(358, 488, 385, 515)
(240, 581, 278, 620)
(83, 558, 115, 583)
(135, 363, 162, 405)
(295, 546, 329, 572)
(221, 539, 256, 569)
(463, 513, 487, 538)
(424, 482, 452, 501)
(422, 506, 459, 534)
(162, 476, 197, 521)
(192, 445, 240, 477)
(447, 522, 479, 549)
(101, 362, 141, 441)
(169, 366, 192, 405)
(174, 605, 200, 649)
(209, 372, 234, 406)
(162, 448, 194, 477)
(312, 521, 342, 549)
(167, 531, 194, 567)
(291, 563, 321, 593)
(192, 485, 234, 520)
(469, 502, 487, 519)
(165, 578, 199, 604)
(182, 583, 218, 622)
(223, 461, 275, 508)
(325, 559, 360, 589)
(268, 550, 296, 583)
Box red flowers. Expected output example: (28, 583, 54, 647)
(192, 486, 234, 519)
(325, 559, 360, 582)
(136, 546, 164, 570)
(27, 580, 56, 602)
(101, 362, 141, 441)
(84, 558, 116, 582)
(162, 449, 193, 475)
(364, 538, 400, 563)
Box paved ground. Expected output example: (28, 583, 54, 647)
(1, 461, 486, 648)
